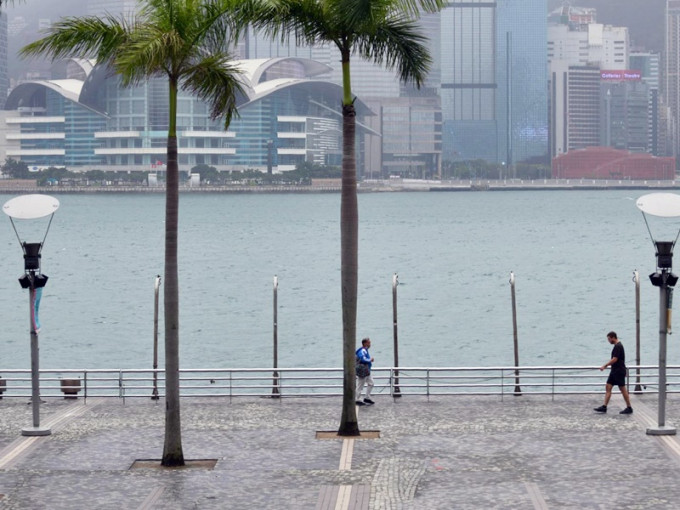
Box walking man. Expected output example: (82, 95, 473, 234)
(356, 337, 375, 406)
(594, 331, 633, 414)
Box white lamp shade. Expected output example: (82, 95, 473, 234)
(3, 194, 60, 220)
(636, 193, 680, 218)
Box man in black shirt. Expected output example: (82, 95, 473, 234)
(594, 331, 633, 414)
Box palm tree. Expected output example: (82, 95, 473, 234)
(249, 0, 443, 435)
(21, 0, 245, 466)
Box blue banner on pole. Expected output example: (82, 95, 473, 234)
(33, 287, 43, 332)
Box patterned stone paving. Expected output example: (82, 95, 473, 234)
(0, 394, 679, 509)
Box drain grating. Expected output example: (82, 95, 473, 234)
(316, 430, 380, 439)
(130, 459, 218, 470)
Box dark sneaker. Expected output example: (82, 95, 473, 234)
(355, 400, 366, 406)
(363, 398, 375, 405)
(620, 407, 633, 415)
(594, 405, 607, 413)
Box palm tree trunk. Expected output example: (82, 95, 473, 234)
(338, 55, 360, 437)
(162, 77, 185, 466)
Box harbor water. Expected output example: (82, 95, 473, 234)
(0, 189, 676, 370)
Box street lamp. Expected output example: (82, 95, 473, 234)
(636, 192, 680, 436)
(3, 194, 59, 437)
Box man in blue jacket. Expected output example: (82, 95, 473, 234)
(356, 337, 375, 406)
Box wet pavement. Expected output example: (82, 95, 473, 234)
(0, 392, 679, 509)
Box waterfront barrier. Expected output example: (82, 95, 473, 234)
(0, 178, 678, 195)
(0, 365, 674, 401)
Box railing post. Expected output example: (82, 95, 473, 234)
(152, 275, 161, 400)
(510, 272, 521, 395)
(392, 273, 401, 396)
(83, 370, 87, 401)
(272, 276, 280, 398)
(426, 369, 430, 398)
(551, 369, 555, 401)
(119, 370, 124, 404)
(633, 270, 643, 393)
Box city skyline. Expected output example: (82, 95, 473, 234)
(0, 1, 674, 178)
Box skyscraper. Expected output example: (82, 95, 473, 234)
(0, 12, 7, 110)
(665, 0, 680, 156)
(440, 0, 547, 165)
(440, 0, 496, 162)
(496, 0, 548, 168)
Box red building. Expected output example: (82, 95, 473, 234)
(552, 147, 676, 180)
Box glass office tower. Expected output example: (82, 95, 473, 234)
(0, 12, 7, 110)
(496, 0, 548, 168)
(440, 0, 548, 165)
(440, 0, 497, 162)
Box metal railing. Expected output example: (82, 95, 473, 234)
(0, 365, 676, 401)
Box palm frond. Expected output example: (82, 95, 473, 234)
(355, 15, 431, 87)
(332, 0, 390, 32)
(250, 0, 337, 48)
(115, 27, 186, 84)
(395, 0, 446, 17)
(182, 54, 245, 128)
(199, 0, 247, 52)
(20, 15, 131, 63)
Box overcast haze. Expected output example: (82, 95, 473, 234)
(3, 0, 669, 80)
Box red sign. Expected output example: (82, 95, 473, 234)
(600, 70, 642, 81)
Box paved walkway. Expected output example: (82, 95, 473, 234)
(0, 392, 680, 509)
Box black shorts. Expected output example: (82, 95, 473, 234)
(607, 370, 626, 387)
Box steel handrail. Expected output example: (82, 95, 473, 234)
(0, 365, 674, 400)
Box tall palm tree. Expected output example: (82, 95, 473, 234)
(21, 0, 245, 466)
(249, 0, 443, 435)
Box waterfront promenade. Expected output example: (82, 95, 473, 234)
(1, 393, 680, 509)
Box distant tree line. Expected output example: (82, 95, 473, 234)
(1, 158, 341, 186)
(441, 157, 551, 181)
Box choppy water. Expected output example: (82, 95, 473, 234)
(0, 190, 675, 370)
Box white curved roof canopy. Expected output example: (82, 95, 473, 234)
(5, 80, 84, 109)
(234, 57, 333, 85)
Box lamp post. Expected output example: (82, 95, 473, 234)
(636, 193, 680, 436)
(3, 194, 59, 437)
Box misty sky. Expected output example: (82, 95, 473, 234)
(3, 0, 668, 78)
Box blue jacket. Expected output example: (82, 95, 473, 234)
(356, 346, 372, 370)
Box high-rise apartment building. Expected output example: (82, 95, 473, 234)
(630, 51, 666, 155)
(548, 7, 635, 158)
(601, 79, 650, 153)
(548, 18, 629, 69)
(549, 63, 601, 156)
